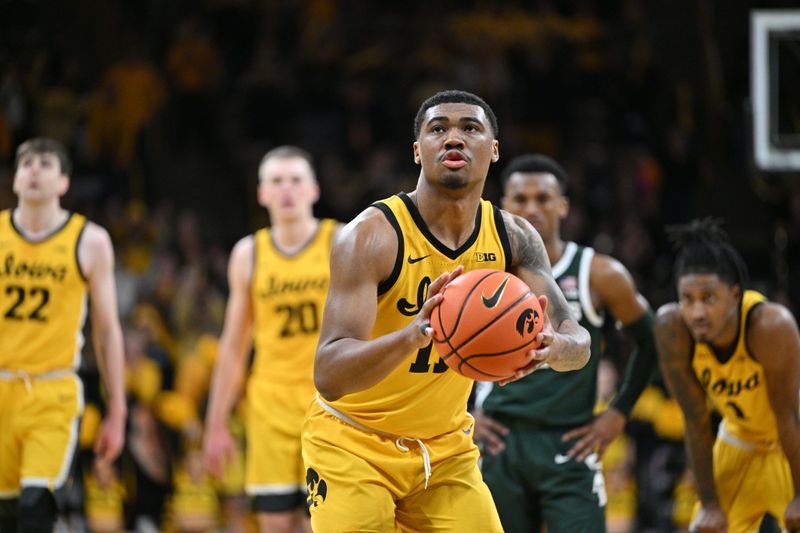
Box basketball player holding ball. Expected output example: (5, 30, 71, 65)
(475, 154, 658, 533)
(302, 90, 589, 532)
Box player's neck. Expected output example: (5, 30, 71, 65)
(13, 203, 68, 238)
(708, 312, 740, 353)
(411, 188, 481, 250)
(271, 217, 319, 253)
(544, 237, 566, 266)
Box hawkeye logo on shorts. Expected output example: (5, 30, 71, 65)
(306, 468, 328, 508)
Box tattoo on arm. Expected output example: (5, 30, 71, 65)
(656, 311, 717, 505)
(505, 214, 571, 325)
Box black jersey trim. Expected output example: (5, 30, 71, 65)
(743, 300, 765, 361)
(10, 209, 75, 244)
(75, 220, 88, 282)
(493, 205, 512, 271)
(372, 203, 403, 296)
(709, 300, 743, 364)
(398, 192, 481, 260)
(270, 219, 323, 259)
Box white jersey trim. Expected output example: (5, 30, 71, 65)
(578, 247, 604, 327)
(551, 242, 578, 279)
(246, 483, 306, 496)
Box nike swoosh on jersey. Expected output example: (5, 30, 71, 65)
(407, 254, 431, 264)
(481, 276, 509, 308)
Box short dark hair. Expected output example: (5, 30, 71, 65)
(259, 145, 315, 180)
(666, 217, 748, 289)
(15, 137, 72, 176)
(413, 90, 499, 139)
(500, 154, 568, 194)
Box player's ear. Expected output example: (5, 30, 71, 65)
(491, 140, 499, 163)
(413, 141, 421, 165)
(57, 175, 70, 197)
(558, 196, 569, 219)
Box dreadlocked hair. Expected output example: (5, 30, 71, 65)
(666, 217, 748, 289)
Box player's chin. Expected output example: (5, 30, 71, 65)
(439, 173, 469, 190)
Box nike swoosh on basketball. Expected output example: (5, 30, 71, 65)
(407, 254, 431, 264)
(481, 276, 509, 308)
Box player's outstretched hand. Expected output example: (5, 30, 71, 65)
(414, 266, 464, 345)
(689, 504, 727, 533)
(561, 408, 626, 462)
(473, 410, 509, 456)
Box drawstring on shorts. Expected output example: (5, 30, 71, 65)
(316, 394, 433, 489)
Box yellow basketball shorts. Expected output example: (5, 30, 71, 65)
(301, 399, 503, 533)
(244, 378, 315, 502)
(704, 428, 793, 532)
(0, 373, 83, 497)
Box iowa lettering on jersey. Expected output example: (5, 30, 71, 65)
(259, 275, 328, 300)
(700, 368, 760, 420)
(1, 253, 67, 282)
(699, 368, 760, 397)
(397, 277, 448, 374)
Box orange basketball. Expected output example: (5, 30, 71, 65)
(430, 269, 544, 381)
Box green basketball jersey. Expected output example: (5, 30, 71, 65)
(481, 242, 604, 427)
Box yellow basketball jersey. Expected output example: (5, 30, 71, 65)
(251, 219, 335, 386)
(0, 209, 88, 373)
(691, 290, 776, 442)
(328, 193, 510, 439)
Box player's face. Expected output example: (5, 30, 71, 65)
(413, 103, 499, 190)
(257, 157, 319, 222)
(13, 152, 69, 204)
(501, 172, 568, 241)
(677, 273, 741, 344)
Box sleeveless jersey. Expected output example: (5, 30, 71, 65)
(327, 193, 511, 439)
(482, 242, 604, 427)
(251, 219, 335, 386)
(0, 209, 88, 373)
(691, 290, 777, 442)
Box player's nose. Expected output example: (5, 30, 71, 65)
(443, 130, 465, 148)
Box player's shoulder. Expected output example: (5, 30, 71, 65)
(747, 301, 798, 336)
(337, 205, 395, 245)
(589, 252, 635, 287)
(654, 302, 684, 329)
(79, 220, 113, 251)
(230, 234, 255, 263)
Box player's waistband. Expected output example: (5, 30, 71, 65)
(0, 368, 76, 392)
(717, 420, 779, 453)
(316, 393, 440, 489)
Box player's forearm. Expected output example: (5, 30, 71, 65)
(315, 327, 420, 402)
(612, 311, 657, 415)
(683, 418, 718, 505)
(548, 320, 590, 371)
(777, 413, 800, 493)
(94, 325, 127, 419)
(206, 340, 249, 429)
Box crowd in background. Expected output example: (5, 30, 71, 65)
(2, 1, 800, 531)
